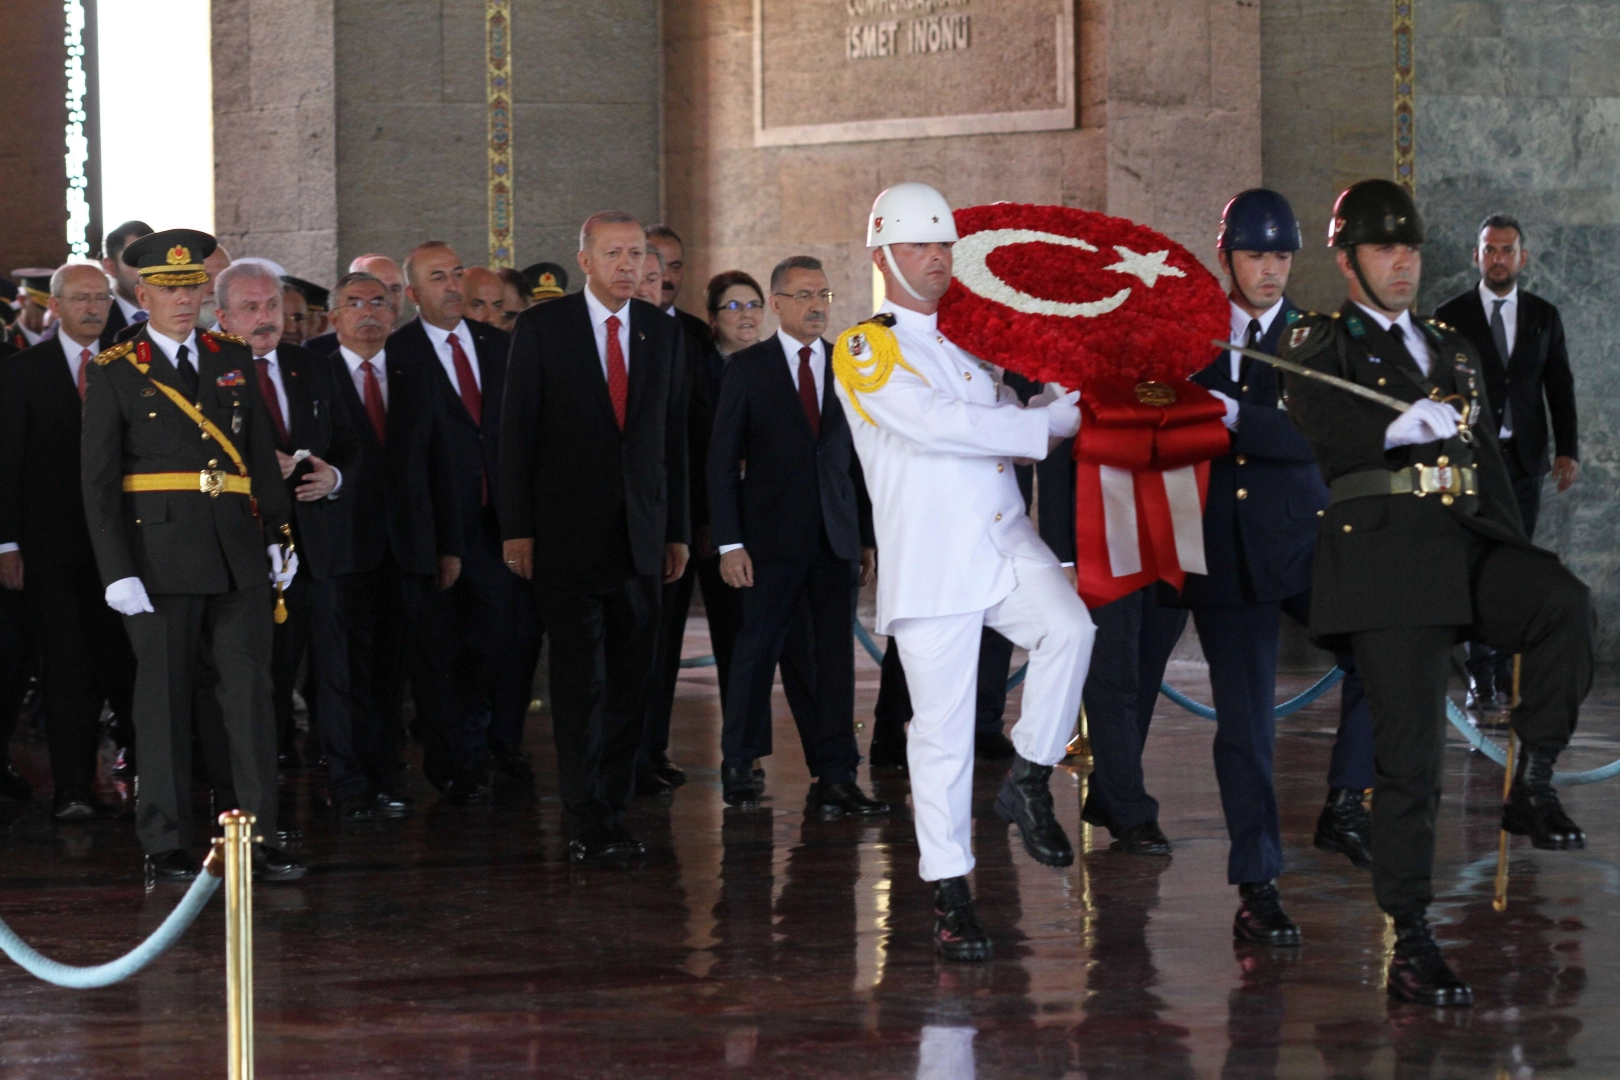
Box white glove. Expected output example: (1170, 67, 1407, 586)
(1208, 389, 1240, 431)
(1384, 399, 1460, 449)
(1040, 384, 1082, 439)
(268, 544, 299, 588)
(105, 576, 154, 616)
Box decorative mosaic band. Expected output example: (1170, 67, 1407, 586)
(1394, 0, 1415, 194)
(487, 0, 514, 268)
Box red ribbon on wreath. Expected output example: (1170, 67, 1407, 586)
(937, 204, 1232, 608)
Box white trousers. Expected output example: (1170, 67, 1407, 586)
(890, 559, 1094, 882)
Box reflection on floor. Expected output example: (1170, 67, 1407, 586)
(0, 611, 1617, 1079)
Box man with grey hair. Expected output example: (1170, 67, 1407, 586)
(214, 258, 356, 772)
(0, 262, 136, 817)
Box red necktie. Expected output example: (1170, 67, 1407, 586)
(255, 357, 290, 448)
(76, 347, 91, 401)
(605, 314, 628, 430)
(797, 345, 820, 437)
(361, 360, 387, 446)
(447, 331, 481, 426)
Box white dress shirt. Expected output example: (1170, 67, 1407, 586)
(718, 332, 830, 556)
(421, 318, 482, 395)
(1480, 280, 1519, 437)
(146, 326, 199, 371)
(340, 345, 389, 409)
(583, 285, 633, 379)
(1227, 298, 1285, 381)
(1353, 303, 1432, 377)
(835, 301, 1057, 633)
(60, 330, 99, 387)
(252, 347, 293, 427)
(113, 293, 145, 326)
(16, 322, 52, 348)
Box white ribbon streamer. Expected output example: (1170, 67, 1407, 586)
(1099, 466, 1141, 577)
(1160, 466, 1207, 575)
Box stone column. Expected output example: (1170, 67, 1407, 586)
(211, 0, 660, 284)
(0, 5, 70, 269)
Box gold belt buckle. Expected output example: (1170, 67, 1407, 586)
(1418, 465, 1456, 494)
(199, 469, 228, 497)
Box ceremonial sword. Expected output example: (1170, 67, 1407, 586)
(1212, 339, 1472, 441)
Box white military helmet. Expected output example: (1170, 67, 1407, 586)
(867, 182, 958, 302)
(866, 182, 960, 246)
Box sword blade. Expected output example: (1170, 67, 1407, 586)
(1212, 340, 1413, 414)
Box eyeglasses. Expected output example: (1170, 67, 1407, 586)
(774, 290, 834, 303)
(338, 296, 391, 311)
(714, 299, 764, 312)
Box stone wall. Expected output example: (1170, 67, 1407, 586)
(1418, 0, 1620, 651)
(0, 4, 69, 270)
(213, 1, 660, 283)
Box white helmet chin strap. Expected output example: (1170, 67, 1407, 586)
(881, 244, 930, 303)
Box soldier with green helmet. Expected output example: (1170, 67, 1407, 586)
(1278, 179, 1592, 1007)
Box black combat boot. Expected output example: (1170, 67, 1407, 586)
(1314, 787, 1373, 868)
(1503, 745, 1586, 850)
(932, 877, 993, 962)
(1233, 881, 1302, 946)
(1387, 908, 1472, 1006)
(992, 755, 1074, 867)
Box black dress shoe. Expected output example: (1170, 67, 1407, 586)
(868, 741, 908, 771)
(1314, 787, 1373, 869)
(1465, 674, 1498, 712)
(1233, 881, 1302, 947)
(807, 780, 891, 820)
(374, 788, 414, 815)
(635, 764, 675, 798)
(752, 759, 765, 780)
(932, 876, 993, 962)
(253, 844, 308, 882)
(335, 794, 375, 822)
(992, 755, 1074, 867)
(568, 822, 640, 864)
(1109, 820, 1173, 855)
(147, 849, 201, 881)
(490, 743, 535, 783)
(111, 746, 137, 777)
(52, 789, 111, 822)
(440, 771, 490, 805)
(1387, 909, 1472, 1006)
(1504, 746, 1586, 850)
(0, 761, 32, 802)
(722, 763, 763, 807)
(974, 730, 1017, 762)
(649, 752, 686, 787)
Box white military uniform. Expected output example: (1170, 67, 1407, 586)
(836, 299, 1094, 882)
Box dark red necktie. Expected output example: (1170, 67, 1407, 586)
(448, 331, 481, 425)
(360, 360, 386, 446)
(605, 315, 628, 430)
(76, 347, 91, 401)
(797, 346, 820, 437)
(255, 357, 290, 448)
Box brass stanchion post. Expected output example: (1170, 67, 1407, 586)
(1492, 655, 1523, 914)
(1065, 705, 1091, 761)
(220, 810, 256, 1079)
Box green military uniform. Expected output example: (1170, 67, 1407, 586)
(1280, 282, 1591, 919)
(80, 232, 292, 859)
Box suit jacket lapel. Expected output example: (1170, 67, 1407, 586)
(625, 304, 653, 429)
(817, 337, 840, 439)
(135, 327, 189, 397)
(768, 336, 816, 440)
(570, 294, 620, 429)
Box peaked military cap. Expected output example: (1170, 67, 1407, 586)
(281, 275, 330, 312)
(9, 269, 55, 306)
(122, 229, 217, 286)
(521, 261, 568, 300)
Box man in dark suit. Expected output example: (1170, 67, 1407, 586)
(80, 229, 304, 882)
(98, 220, 153, 347)
(500, 210, 690, 862)
(213, 260, 358, 770)
(0, 263, 137, 819)
(314, 271, 461, 819)
(390, 240, 532, 800)
(708, 256, 884, 817)
(1434, 214, 1580, 710)
(1281, 180, 1590, 1005)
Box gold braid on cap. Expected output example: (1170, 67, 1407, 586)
(138, 244, 208, 286)
(832, 318, 924, 428)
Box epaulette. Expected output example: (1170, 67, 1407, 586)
(204, 330, 247, 347)
(1343, 311, 1367, 339)
(92, 340, 135, 367)
(862, 312, 897, 329)
(832, 317, 921, 427)
(1417, 319, 1446, 345)
(1278, 312, 1333, 360)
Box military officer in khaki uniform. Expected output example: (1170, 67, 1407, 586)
(1280, 181, 1590, 1006)
(81, 229, 305, 882)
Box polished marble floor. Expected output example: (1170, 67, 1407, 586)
(1, 607, 1618, 1078)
